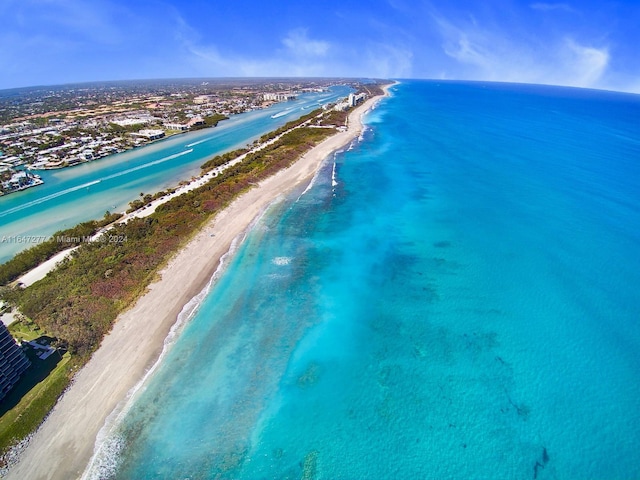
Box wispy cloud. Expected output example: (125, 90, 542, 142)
(431, 10, 610, 90)
(175, 24, 332, 76)
(562, 39, 609, 86)
(6, 0, 631, 92)
(0, 0, 173, 86)
(13, 0, 132, 45)
(173, 14, 411, 79)
(282, 29, 330, 57)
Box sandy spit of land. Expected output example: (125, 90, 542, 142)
(6, 87, 390, 480)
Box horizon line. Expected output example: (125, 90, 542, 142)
(1, 76, 639, 98)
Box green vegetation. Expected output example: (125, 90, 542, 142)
(0, 347, 73, 459)
(0, 318, 75, 461)
(0, 93, 380, 459)
(7, 317, 41, 343)
(258, 108, 323, 143)
(193, 113, 228, 129)
(125, 189, 176, 213)
(30, 117, 49, 127)
(1, 119, 337, 359)
(200, 147, 249, 172)
(205, 113, 228, 126)
(318, 109, 348, 127)
(201, 108, 322, 173)
(35, 135, 64, 150)
(107, 122, 148, 134)
(358, 83, 386, 97)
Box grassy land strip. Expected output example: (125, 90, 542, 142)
(0, 319, 77, 459)
(0, 348, 74, 457)
(2, 125, 337, 358)
(0, 91, 381, 461)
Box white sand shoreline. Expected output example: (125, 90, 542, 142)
(5, 85, 390, 480)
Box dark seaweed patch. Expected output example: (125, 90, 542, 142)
(533, 447, 550, 479)
(433, 240, 451, 248)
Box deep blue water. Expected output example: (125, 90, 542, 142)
(86, 81, 640, 479)
(0, 86, 350, 264)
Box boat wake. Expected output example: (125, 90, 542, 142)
(186, 137, 212, 147)
(0, 180, 101, 218)
(0, 150, 193, 218)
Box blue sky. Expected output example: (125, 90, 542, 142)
(1, 0, 639, 92)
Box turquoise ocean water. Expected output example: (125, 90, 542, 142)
(86, 81, 640, 479)
(0, 86, 350, 264)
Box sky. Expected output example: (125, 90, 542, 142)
(1, 0, 639, 93)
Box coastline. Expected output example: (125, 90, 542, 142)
(5, 86, 390, 480)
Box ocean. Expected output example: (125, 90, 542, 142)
(85, 81, 640, 479)
(0, 86, 351, 264)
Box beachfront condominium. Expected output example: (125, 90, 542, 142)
(0, 322, 31, 401)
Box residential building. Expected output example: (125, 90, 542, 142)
(348, 93, 367, 107)
(164, 122, 189, 131)
(133, 129, 165, 140)
(0, 322, 31, 401)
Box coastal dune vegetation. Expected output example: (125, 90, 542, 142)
(0, 95, 380, 460)
(1, 110, 334, 357)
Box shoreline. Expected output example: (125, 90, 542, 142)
(5, 86, 391, 479)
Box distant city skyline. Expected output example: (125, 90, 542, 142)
(2, 0, 639, 93)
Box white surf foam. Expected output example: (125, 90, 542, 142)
(272, 256, 292, 266)
(82, 227, 245, 480)
(296, 169, 321, 202)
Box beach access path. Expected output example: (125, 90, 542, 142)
(6, 87, 389, 480)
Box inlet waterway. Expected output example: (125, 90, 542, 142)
(0, 86, 351, 264)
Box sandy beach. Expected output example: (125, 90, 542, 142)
(6, 89, 387, 480)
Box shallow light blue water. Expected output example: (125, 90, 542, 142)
(87, 81, 640, 479)
(0, 86, 350, 263)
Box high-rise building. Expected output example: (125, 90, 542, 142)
(0, 322, 31, 401)
(348, 93, 367, 107)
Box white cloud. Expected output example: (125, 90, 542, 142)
(442, 32, 492, 71)
(3, 0, 414, 87)
(282, 29, 330, 57)
(561, 39, 609, 87)
(172, 16, 411, 79)
(432, 12, 611, 90)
